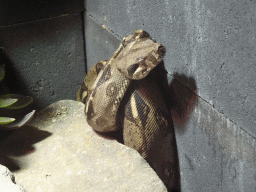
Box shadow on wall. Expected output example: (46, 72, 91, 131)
(167, 72, 198, 134)
(151, 61, 198, 134)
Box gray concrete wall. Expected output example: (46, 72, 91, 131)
(84, 0, 256, 191)
(0, 1, 85, 109)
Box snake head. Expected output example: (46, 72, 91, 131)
(115, 30, 166, 80)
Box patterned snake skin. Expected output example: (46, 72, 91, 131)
(76, 30, 178, 190)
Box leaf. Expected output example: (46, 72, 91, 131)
(0, 94, 33, 109)
(0, 64, 5, 82)
(0, 98, 18, 108)
(0, 110, 36, 130)
(0, 117, 15, 125)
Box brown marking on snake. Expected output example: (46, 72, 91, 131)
(96, 64, 112, 88)
(106, 82, 118, 97)
(124, 98, 134, 123)
(133, 90, 150, 128)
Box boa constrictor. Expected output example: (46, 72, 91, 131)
(76, 30, 178, 190)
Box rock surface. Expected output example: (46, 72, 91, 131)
(0, 100, 167, 192)
(0, 164, 25, 192)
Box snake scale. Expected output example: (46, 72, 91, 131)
(76, 30, 179, 190)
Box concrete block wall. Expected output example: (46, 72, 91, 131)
(0, 0, 85, 109)
(84, 0, 256, 191)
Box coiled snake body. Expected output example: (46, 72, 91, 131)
(77, 30, 177, 190)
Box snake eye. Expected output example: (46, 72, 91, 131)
(127, 64, 139, 76)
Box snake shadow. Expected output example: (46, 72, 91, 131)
(147, 62, 198, 131)
(165, 72, 198, 135)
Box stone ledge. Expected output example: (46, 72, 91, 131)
(0, 100, 167, 192)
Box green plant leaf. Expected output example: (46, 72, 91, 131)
(0, 110, 36, 130)
(0, 98, 18, 108)
(0, 64, 5, 82)
(0, 94, 33, 109)
(0, 117, 15, 125)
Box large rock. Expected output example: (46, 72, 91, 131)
(0, 164, 25, 192)
(0, 100, 167, 192)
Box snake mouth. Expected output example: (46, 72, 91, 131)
(158, 45, 166, 58)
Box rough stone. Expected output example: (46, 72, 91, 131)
(0, 164, 25, 192)
(0, 100, 167, 192)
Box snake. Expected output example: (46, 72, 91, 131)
(76, 30, 178, 190)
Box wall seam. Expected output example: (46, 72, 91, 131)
(171, 75, 256, 140)
(0, 12, 84, 28)
(87, 13, 122, 41)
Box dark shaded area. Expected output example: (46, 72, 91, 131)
(0, 129, 14, 143)
(81, 11, 88, 74)
(0, 0, 84, 26)
(93, 128, 124, 144)
(167, 73, 198, 134)
(0, 48, 29, 96)
(0, 125, 52, 171)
